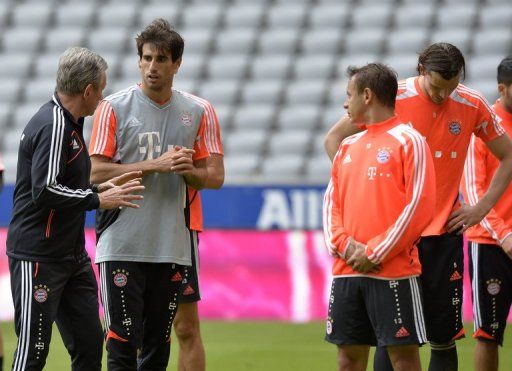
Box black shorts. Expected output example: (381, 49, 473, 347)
(326, 276, 427, 347)
(417, 233, 465, 343)
(178, 230, 201, 303)
(99, 261, 184, 349)
(469, 241, 512, 346)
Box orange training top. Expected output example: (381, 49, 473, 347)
(396, 77, 505, 236)
(323, 116, 436, 279)
(461, 100, 512, 245)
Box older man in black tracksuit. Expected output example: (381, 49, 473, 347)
(6, 47, 144, 371)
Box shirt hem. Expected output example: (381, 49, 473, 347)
(6, 251, 87, 263)
(332, 274, 420, 280)
(95, 255, 192, 266)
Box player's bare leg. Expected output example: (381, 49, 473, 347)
(387, 344, 422, 371)
(474, 339, 498, 371)
(337, 345, 369, 371)
(174, 302, 205, 371)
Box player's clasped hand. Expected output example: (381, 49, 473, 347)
(446, 203, 487, 234)
(98, 179, 145, 210)
(152, 146, 196, 174)
(170, 146, 195, 174)
(344, 240, 381, 274)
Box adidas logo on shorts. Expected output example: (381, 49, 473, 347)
(395, 326, 410, 338)
(450, 271, 462, 281)
(171, 272, 183, 282)
(183, 285, 195, 295)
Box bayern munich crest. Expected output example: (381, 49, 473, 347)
(487, 279, 501, 296)
(180, 111, 192, 127)
(34, 288, 48, 303)
(114, 273, 128, 287)
(376, 148, 391, 164)
(449, 121, 462, 135)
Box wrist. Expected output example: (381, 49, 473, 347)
(365, 245, 379, 264)
(475, 200, 492, 218)
(339, 238, 352, 259)
(90, 193, 101, 210)
(499, 232, 512, 246)
(142, 158, 158, 174)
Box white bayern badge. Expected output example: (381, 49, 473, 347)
(376, 147, 391, 164)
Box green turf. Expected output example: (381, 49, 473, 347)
(1, 321, 511, 370)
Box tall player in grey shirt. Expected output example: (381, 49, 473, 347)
(89, 19, 210, 370)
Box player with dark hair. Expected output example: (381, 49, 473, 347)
(6, 47, 144, 371)
(461, 55, 512, 371)
(324, 62, 436, 371)
(325, 43, 512, 371)
(89, 19, 218, 370)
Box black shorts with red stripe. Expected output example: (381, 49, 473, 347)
(417, 233, 465, 343)
(469, 241, 512, 345)
(325, 276, 427, 347)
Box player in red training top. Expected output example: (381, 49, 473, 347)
(324, 43, 512, 371)
(461, 56, 512, 371)
(324, 63, 436, 371)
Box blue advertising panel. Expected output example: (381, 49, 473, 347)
(0, 185, 327, 229)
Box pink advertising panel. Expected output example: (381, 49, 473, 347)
(0, 229, 509, 324)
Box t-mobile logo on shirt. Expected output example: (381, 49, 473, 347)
(138, 132, 177, 159)
(139, 131, 161, 159)
(367, 166, 377, 180)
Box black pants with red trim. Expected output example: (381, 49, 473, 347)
(8, 257, 103, 371)
(99, 261, 185, 371)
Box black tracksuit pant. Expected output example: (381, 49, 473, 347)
(9, 257, 103, 371)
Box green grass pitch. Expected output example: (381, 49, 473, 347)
(1, 321, 511, 370)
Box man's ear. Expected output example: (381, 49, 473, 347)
(363, 87, 372, 105)
(498, 83, 506, 97)
(83, 83, 94, 99)
(418, 64, 427, 76)
(173, 57, 182, 74)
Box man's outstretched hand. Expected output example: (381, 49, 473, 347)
(98, 178, 144, 210)
(97, 171, 143, 193)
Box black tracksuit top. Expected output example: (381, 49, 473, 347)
(7, 94, 100, 262)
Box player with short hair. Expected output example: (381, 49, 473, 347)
(461, 55, 512, 371)
(6, 47, 144, 371)
(324, 62, 436, 371)
(325, 43, 512, 371)
(89, 19, 215, 370)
